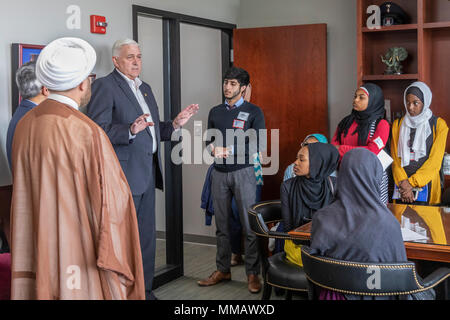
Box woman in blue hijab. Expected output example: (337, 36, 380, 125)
(283, 134, 329, 181)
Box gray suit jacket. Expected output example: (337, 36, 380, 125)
(87, 69, 174, 195)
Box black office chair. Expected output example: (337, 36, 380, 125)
(301, 245, 450, 300)
(248, 200, 309, 300)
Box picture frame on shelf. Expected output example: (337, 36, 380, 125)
(11, 43, 45, 114)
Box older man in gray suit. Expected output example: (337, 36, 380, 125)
(87, 39, 198, 300)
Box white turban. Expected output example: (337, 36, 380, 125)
(36, 37, 96, 91)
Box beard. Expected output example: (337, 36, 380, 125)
(224, 87, 243, 101)
(79, 83, 92, 108)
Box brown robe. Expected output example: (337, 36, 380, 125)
(10, 99, 145, 300)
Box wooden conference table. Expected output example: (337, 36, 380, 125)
(289, 203, 450, 263)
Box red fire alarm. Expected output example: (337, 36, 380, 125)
(90, 15, 107, 34)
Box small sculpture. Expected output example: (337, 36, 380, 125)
(380, 47, 408, 75)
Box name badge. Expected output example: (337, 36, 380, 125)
(373, 136, 385, 150)
(233, 119, 245, 129)
(237, 112, 250, 121)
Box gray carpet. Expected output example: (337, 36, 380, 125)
(153, 239, 305, 300)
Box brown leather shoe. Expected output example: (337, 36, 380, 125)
(231, 253, 244, 266)
(247, 274, 261, 293)
(197, 271, 231, 286)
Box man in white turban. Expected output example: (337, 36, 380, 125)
(10, 37, 145, 300)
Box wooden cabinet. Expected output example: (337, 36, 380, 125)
(234, 24, 328, 200)
(357, 0, 450, 150)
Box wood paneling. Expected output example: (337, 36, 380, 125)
(234, 24, 328, 200)
(428, 28, 450, 151)
(424, 0, 450, 23)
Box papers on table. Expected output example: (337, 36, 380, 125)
(401, 227, 429, 242)
(400, 215, 429, 243)
(377, 149, 393, 171)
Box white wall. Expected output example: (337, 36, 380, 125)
(0, 0, 240, 186)
(238, 0, 357, 140)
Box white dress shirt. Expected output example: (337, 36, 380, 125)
(116, 68, 157, 154)
(47, 93, 79, 110)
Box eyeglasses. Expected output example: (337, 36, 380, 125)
(88, 74, 96, 85)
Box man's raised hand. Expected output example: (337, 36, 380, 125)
(173, 104, 199, 129)
(130, 114, 154, 135)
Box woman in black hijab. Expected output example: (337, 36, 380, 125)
(331, 83, 390, 203)
(280, 142, 340, 266)
(310, 148, 434, 300)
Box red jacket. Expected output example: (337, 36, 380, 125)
(331, 119, 390, 159)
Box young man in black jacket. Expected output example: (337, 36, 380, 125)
(198, 67, 265, 294)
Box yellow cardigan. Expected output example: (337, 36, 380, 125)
(391, 117, 449, 205)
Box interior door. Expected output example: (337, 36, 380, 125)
(180, 23, 223, 241)
(233, 24, 328, 200)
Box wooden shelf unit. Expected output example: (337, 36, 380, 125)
(362, 74, 419, 81)
(357, 0, 450, 150)
(362, 24, 418, 32)
(424, 21, 450, 29)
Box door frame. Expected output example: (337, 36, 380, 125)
(132, 5, 235, 289)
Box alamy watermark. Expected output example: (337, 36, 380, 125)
(366, 5, 382, 30)
(66, 265, 81, 290)
(366, 265, 381, 290)
(170, 122, 280, 175)
(66, 5, 81, 30)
